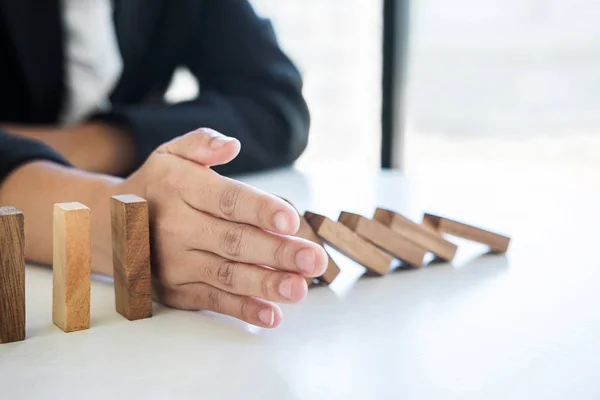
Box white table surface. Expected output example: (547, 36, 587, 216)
(1, 167, 600, 400)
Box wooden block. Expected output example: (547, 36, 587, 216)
(0, 207, 26, 343)
(53, 203, 91, 333)
(338, 212, 426, 267)
(304, 212, 392, 276)
(295, 216, 340, 284)
(423, 213, 511, 253)
(111, 195, 152, 321)
(373, 208, 457, 261)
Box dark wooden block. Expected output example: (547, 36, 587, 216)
(304, 212, 392, 276)
(374, 208, 457, 261)
(0, 207, 25, 343)
(338, 212, 426, 267)
(111, 195, 153, 321)
(423, 213, 510, 253)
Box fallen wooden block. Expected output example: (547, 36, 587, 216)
(53, 203, 91, 333)
(304, 212, 392, 276)
(0, 207, 26, 343)
(373, 208, 457, 261)
(111, 195, 153, 321)
(338, 212, 426, 267)
(422, 213, 510, 253)
(295, 215, 340, 285)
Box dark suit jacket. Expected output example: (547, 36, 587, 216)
(0, 0, 310, 180)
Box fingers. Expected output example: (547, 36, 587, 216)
(179, 251, 308, 303)
(161, 283, 283, 328)
(189, 212, 328, 277)
(157, 128, 241, 167)
(156, 128, 301, 235)
(181, 169, 301, 235)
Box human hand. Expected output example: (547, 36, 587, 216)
(118, 128, 328, 328)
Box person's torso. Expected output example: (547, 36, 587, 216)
(0, 0, 204, 125)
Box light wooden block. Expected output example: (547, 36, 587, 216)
(296, 216, 340, 284)
(423, 213, 511, 253)
(111, 195, 152, 321)
(374, 208, 457, 261)
(53, 203, 91, 333)
(338, 212, 426, 267)
(304, 212, 392, 276)
(0, 207, 26, 343)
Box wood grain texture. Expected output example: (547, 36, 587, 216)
(0, 207, 26, 343)
(373, 208, 457, 261)
(53, 203, 91, 333)
(423, 213, 511, 253)
(296, 216, 340, 284)
(111, 195, 152, 321)
(304, 212, 392, 276)
(339, 212, 426, 267)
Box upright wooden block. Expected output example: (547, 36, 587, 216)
(374, 208, 458, 261)
(304, 212, 393, 276)
(111, 195, 152, 321)
(0, 207, 25, 343)
(423, 213, 511, 253)
(338, 212, 426, 267)
(295, 216, 340, 284)
(53, 203, 91, 333)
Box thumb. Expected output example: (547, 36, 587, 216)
(156, 128, 241, 167)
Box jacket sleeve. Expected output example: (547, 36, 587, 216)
(95, 0, 310, 176)
(0, 130, 70, 183)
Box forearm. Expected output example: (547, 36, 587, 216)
(99, 90, 309, 177)
(2, 122, 136, 176)
(0, 161, 122, 275)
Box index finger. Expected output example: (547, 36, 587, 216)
(181, 166, 300, 235)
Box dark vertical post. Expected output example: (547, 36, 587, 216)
(382, 0, 410, 169)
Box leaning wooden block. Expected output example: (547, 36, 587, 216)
(111, 195, 153, 321)
(374, 208, 457, 261)
(0, 207, 26, 343)
(338, 212, 426, 267)
(295, 216, 340, 284)
(423, 213, 511, 253)
(53, 203, 91, 333)
(304, 212, 392, 276)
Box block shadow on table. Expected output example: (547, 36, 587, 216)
(22, 250, 508, 342)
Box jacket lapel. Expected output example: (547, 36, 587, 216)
(0, 0, 64, 123)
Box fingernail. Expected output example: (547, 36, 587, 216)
(258, 308, 274, 327)
(273, 211, 290, 233)
(295, 248, 316, 275)
(278, 277, 293, 300)
(210, 135, 237, 149)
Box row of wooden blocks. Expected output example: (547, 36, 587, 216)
(0, 195, 152, 344)
(1, 197, 510, 344)
(296, 208, 511, 286)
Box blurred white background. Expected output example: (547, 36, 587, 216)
(168, 0, 600, 182)
(405, 0, 600, 183)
